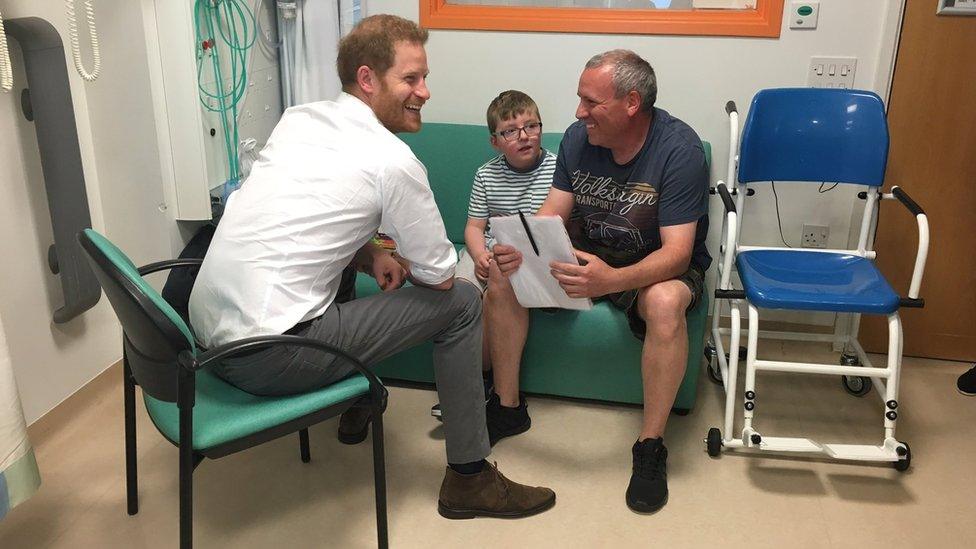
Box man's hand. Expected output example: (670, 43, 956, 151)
(371, 252, 407, 292)
(491, 244, 522, 277)
(474, 251, 493, 282)
(549, 249, 621, 298)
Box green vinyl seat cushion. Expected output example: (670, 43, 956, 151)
(144, 369, 370, 451)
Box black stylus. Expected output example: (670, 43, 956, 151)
(518, 211, 540, 256)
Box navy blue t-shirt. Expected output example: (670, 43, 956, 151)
(553, 108, 711, 271)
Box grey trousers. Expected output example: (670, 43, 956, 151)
(211, 277, 491, 464)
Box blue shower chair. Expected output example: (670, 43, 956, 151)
(705, 88, 929, 470)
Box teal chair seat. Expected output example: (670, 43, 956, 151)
(145, 371, 370, 451)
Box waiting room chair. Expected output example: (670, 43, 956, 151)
(77, 228, 390, 548)
(705, 89, 929, 470)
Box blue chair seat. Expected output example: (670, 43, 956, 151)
(736, 250, 899, 314)
(144, 369, 370, 451)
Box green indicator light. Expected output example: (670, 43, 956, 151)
(797, 5, 813, 16)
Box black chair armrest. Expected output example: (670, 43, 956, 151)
(891, 186, 925, 216)
(716, 183, 736, 213)
(183, 335, 389, 408)
(715, 289, 745, 300)
(138, 258, 204, 276)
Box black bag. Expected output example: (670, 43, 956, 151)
(161, 224, 216, 323)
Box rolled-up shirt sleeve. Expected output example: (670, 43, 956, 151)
(378, 155, 457, 285)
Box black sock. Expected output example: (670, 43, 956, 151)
(637, 436, 663, 445)
(449, 459, 487, 475)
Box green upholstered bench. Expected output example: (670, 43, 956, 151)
(357, 123, 709, 412)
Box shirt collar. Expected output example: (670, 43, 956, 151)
(336, 92, 381, 126)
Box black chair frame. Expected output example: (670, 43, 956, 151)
(79, 241, 390, 549)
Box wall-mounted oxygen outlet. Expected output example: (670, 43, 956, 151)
(808, 56, 857, 89)
(801, 224, 829, 248)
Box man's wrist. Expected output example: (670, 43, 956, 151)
(608, 267, 628, 294)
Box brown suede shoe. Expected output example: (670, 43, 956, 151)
(438, 462, 556, 519)
(337, 406, 371, 445)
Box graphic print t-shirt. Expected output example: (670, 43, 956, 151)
(552, 108, 711, 270)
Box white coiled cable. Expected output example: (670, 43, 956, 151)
(65, 0, 100, 81)
(1, 9, 14, 92)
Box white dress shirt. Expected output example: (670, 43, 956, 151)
(188, 93, 456, 348)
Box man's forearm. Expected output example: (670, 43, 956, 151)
(612, 246, 691, 293)
(353, 240, 387, 272)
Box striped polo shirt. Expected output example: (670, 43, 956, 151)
(467, 149, 557, 245)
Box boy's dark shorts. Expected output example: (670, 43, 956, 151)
(603, 263, 706, 341)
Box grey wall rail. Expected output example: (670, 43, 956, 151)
(5, 17, 100, 323)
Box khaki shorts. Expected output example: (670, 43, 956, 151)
(606, 263, 706, 341)
(454, 248, 488, 293)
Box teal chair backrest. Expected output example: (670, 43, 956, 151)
(399, 123, 711, 243)
(78, 229, 195, 402)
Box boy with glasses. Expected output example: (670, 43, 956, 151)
(431, 91, 555, 445)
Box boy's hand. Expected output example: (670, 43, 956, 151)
(491, 244, 522, 277)
(371, 252, 407, 292)
(474, 251, 493, 282)
(549, 249, 619, 298)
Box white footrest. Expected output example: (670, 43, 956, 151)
(727, 436, 904, 463)
(822, 443, 898, 462)
(755, 436, 823, 453)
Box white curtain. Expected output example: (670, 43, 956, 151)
(278, 0, 340, 106)
(278, 0, 364, 107)
(0, 314, 41, 520)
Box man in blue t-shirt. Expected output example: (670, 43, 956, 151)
(487, 49, 710, 514)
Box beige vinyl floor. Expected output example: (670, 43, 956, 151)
(1, 340, 974, 549)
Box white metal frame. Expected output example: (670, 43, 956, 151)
(706, 101, 930, 467)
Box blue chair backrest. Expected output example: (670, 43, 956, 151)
(738, 88, 889, 186)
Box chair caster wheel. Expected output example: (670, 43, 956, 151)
(893, 441, 911, 472)
(706, 427, 722, 457)
(706, 358, 723, 385)
(842, 375, 871, 397)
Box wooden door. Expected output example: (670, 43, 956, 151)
(860, 0, 976, 360)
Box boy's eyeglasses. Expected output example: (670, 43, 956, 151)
(494, 122, 543, 142)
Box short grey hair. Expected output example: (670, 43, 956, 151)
(585, 49, 657, 114)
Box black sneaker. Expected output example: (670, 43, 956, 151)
(486, 392, 531, 446)
(432, 371, 494, 419)
(958, 364, 976, 396)
(626, 438, 669, 513)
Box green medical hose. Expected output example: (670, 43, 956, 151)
(193, 0, 257, 186)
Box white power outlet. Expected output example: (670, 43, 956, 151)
(808, 56, 857, 89)
(801, 224, 829, 248)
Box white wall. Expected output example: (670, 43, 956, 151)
(1, 0, 177, 423)
(372, 0, 903, 325)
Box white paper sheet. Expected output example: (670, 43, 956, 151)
(490, 215, 593, 310)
